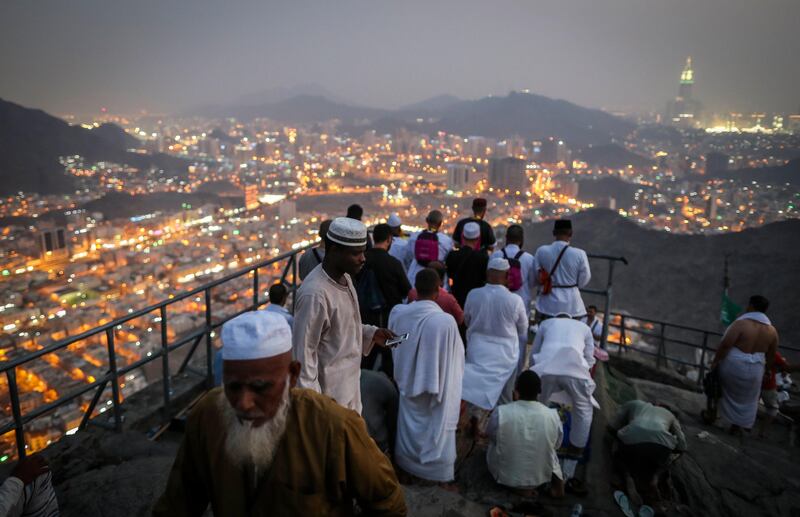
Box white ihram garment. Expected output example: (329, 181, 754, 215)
(717, 311, 771, 429)
(532, 241, 591, 317)
(530, 317, 597, 448)
(462, 284, 528, 410)
(390, 300, 465, 482)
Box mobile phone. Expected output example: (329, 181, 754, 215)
(386, 333, 409, 347)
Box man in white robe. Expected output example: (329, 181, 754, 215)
(462, 258, 528, 433)
(389, 268, 465, 483)
(491, 223, 534, 373)
(293, 217, 394, 413)
(711, 295, 778, 434)
(532, 219, 591, 318)
(529, 313, 596, 491)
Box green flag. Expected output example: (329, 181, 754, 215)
(721, 292, 741, 326)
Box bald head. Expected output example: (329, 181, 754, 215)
(415, 268, 441, 299)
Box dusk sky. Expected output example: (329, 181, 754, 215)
(1, 0, 798, 117)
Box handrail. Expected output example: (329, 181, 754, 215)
(0, 246, 311, 372)
(603, 311, 799, 387)
(0, 242, 315, 459)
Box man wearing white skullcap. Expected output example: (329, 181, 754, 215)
(445, 221, 488, 308)
(293, 217, 395, 413)
(460, 257, 529, 436)
(155, 311, 406, 516)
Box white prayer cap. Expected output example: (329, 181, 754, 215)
(463, 221, 480, 239)
(387, 213, 402, 227)
(487, 257, 510, 271)
(327, 217, 368, 247)
(221, 311, 292, 361)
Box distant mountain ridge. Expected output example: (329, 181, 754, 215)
(193, 90, 635, 145)
(0, 98, 187, 195)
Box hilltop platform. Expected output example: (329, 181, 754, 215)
(19, 358, 800, 517)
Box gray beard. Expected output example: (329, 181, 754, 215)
(220, 380, 291, 472)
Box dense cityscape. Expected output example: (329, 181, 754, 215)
(0, 56, 799, 462)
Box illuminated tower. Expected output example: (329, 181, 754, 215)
(666, 56, 702, 127)
(678, 56, 694, 101)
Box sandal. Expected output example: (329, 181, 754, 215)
(613, 490, 635, 517)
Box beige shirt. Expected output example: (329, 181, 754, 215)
(293, 265, 377, 413)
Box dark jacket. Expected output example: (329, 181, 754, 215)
(360, 248, 411, 324)
(446, 246, 489, 309)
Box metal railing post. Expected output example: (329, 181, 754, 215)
(252, 268, 259, 310)
(160, 305, 170, 413)
(619, 314, 626, 355)
(600, 261, 616, 350)
(105, 328, 123, 431)
(657, 322, 666, 368)
(205, 288, 213, 387)
(7, 369, 26, 459)
(698, 331, 709, 387)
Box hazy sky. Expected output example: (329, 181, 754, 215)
(1, 0, 798, 117)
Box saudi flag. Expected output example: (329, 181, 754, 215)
(721, 292, 741, 326)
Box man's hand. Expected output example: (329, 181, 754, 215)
(372, 328, 396, 347)
(11, 455, 49, 485)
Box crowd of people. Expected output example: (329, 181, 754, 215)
(150, 199, 703, 516)
(1, 201, 785, 517)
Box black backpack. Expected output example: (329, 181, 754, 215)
(356, 266, 386, 317)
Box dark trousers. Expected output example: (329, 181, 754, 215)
(614, 441, 672, 482)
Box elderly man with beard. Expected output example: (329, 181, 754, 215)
(153, 311, 406, 516)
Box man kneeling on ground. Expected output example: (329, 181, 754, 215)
(486, 370, 565, 499)
(609, 400, 686, 505)
(153, 311, 406, 516)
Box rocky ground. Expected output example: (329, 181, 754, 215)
(12, 358, 800, 517)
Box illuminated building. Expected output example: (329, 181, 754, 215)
(38, 222, 70, 268)
(244, 184, 260, 211)
(666, 56, 702, 127)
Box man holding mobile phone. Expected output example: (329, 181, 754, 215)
(293, 217, 396, 415)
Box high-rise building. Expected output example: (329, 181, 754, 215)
(38, 222, 70, 267)
(244, 184, 260, 211)
(666, 57, 702, 127)
(488, 157, 526, 192)
(539, 138, 571, 166)
(447, 164, 472, 192)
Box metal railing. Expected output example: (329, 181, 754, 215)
(581, 254, 628, 351)
(605, 312, 800, 387)
(0, 244, 312, 459)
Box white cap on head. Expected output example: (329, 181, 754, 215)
(221, 311, 292, 361)
(463, 221, 480, 240)
(487, 257, 510, 271)
(387, 213, 402, 227)
(327, 217, 368, 247)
